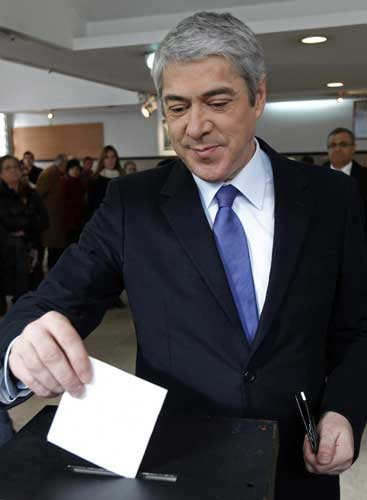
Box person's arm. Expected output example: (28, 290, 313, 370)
(0, 178, 126, 405)
(303, 177, 367, 473)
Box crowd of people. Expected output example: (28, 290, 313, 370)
(0, 146, 138, 316)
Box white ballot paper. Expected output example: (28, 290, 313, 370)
(47, 357, 167, 478)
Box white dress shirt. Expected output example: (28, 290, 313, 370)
(330, 161, 352, 176)
(192, 139, 275, 314)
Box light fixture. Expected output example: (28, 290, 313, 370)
(141, 94, 158, 118)
(301, 36, 327, 45)
(327, 82, 344, 88)
(145, 52, 156, 70)
(336, 92, 344, 103)
(47, 111, 54, 120)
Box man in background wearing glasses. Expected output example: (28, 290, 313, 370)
(326, 127, 367, 200)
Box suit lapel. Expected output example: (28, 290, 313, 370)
(160, 161, 247, 345)
(251, 143, 314, 354)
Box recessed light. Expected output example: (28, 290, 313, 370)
(327, 82, 344, 88)
(301, 36, 327, 45)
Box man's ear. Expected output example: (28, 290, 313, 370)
(255, 76, 266, 119)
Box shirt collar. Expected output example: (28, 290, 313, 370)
(192, 138, 270, 210)
(330, 161, 353, 176)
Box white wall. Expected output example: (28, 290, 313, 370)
(12, 98, 367, 162)
(258, 99, 367, 153)
(0, 60, 137, 113)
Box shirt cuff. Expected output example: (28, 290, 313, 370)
(0, 337, 31, 404)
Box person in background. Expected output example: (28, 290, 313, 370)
(88, 145, 125, 308)
(0, 155, 48, 302)
(60, 159, 87, 246)
(88, 145, 124, 217)
(22, 151, 42, 187)
(81, 156, 94, 186)
(325, 127, 367, 191)
(325, 127, 367, 232)
(300, 154, 315, 165)
(124, 160, 138, 175)
(36, 154, 67, 270)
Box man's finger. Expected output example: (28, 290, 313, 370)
(42, 313, 92, 384)
(316, 432, 337, 465)
(30, 330, 84, 397)
(18, 341, 64, 394)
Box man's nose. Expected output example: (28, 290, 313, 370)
(185, 106, 212, 140)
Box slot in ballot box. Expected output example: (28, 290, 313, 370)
(0, 406, 278, 500)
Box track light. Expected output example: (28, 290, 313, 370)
(141, 95, 158, 118)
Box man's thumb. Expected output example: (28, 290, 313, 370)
(317, 433, 336, 465)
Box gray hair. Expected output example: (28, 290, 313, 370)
(151, 11, 266, 106)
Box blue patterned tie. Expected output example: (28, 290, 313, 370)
(213, 185, 259, 343)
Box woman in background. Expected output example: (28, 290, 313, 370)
(88, 145, 124, 217)
(60, 158, 87, 246)
(88, 146, 125, 308)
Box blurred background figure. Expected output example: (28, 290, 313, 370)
(88, 145, 124, 217)
(300, 154, 315, 165)
(88, 145, 125, 308)
(124, 160, 138, 175)
(81, 155, 94, 186)
(36, 154, 67, 270)
(60, 158, 87, 246)
(0, 155, 48, 303)
(22, 151, 42, 187)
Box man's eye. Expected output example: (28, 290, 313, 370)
(209, 101, 229, 109)
(168, 106, 186, 114)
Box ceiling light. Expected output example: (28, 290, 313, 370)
(47, 112, 54, 120)
(327, 82, 344, 88)
(301, 36, 327, 45)
(141, 94, 157, 118)
(336, 96, 344, 103)
(145, 52, 155, 70)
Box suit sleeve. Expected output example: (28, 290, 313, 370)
(321, 177, 367, 460)
(0, 178, 125, 363)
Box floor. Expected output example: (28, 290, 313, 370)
(7, 306, 367, 499)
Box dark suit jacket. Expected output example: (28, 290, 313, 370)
(1, 140, 367, 500)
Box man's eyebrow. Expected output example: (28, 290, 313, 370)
(164, 87, 236, 103)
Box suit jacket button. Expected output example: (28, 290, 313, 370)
(244, 370, 256, 383)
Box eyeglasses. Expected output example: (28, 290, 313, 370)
(327, 141, 354, 149)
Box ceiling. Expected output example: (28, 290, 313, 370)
(0, 1, 366, 105)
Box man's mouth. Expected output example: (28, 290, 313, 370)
(190, 145, 220, 158)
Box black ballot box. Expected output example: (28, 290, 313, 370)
(0, 406, 278, 500)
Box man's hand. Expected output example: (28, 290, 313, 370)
(303, 411, 354, 475)
(9, 311, 92, 398)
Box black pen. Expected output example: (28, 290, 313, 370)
(66, 465, 177, 482)
(295, 391, 319, 454)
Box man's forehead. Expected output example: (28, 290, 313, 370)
(162, 57, 245, 98)
(330, 132, 352, 141)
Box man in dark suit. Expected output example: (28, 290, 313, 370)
(325, 127, 367, 190)
(0, 12, 367, 500)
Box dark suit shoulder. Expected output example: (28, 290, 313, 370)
(111, 160, 183, 195)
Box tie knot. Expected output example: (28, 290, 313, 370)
(215, 184, 238, 208)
